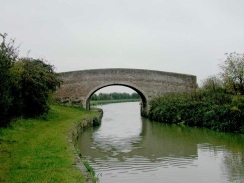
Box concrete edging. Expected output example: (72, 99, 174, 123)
(67, 111, 103, 183)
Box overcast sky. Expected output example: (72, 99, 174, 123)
(2, 0, 244, 93)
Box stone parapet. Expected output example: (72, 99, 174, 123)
(56, 68, 196, 115)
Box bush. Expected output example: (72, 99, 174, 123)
(0, 33, 61, 126)
(0, 33, 19, 124)
(18, 58, 61, 117)
(219, 52, 244, 95)
(148, 90, 244, 133)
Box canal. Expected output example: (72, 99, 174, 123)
(77, 102, 244, 183)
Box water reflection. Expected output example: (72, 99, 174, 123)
(77, 102, 244, 183)
(222, 151, 244, 182)
(92, 102, 142, 155)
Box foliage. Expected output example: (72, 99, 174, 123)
(18, 58, 61, 117)
(91, 92, 140, 101)
(201, 75, 223, 92)
(90, 98, 141, 106)
(148, 90, 244, 134)
(219, 52, 244, 95)
(0, 33, 19, 123)
(0, 33, 61, 125)
(149, 52, 244, 134)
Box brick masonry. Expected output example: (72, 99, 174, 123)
(55, 68, 197, 116)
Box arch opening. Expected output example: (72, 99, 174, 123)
(85, 84, 148, 115)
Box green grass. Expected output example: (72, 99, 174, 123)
(90, 99, 141, 106)
(83, 161, 98, 182)
(0, 104, 100, 183)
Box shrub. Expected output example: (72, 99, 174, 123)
(0, 33, 61, 126)
(219, 52, 244, 95)
(0, 33, 19, 124)
(149, 90, 244, 133)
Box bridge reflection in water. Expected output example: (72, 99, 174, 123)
(77, 102, 244, 183)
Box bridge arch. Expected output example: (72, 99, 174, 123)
(55, 68, 196, 116)
(85, 82, 149, 114)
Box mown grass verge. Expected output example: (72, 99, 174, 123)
(0, 104, 100, 183)
(148, 90, 244, 134)
(90, 99, 141, 106)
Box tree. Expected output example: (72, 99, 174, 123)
(201, 75, 223, 92)
(18, 58, 62, 117)
(91, 92, 141, 100)
(0, 33, 19, 123)
(131, 92, 140, 99)
(0, 33, 62, 125)
(219, 52, 244, 95)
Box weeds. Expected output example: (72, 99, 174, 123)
(83, 161, 99, 182)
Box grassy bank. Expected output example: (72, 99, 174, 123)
(90, 99, 141, 106)
(148, 90, 244, 134)
(0, 104, 100, 183)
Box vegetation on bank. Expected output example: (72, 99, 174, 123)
(149, 91, 244, 133)
(149, 52, 244, 134)
(90, 98, 141, 106)
(0, 104, 100, 183)
(0, 34, 99, 182)
(91, 92, 140, 101)
(90, 92, 141, 106)
(0, 33, 61, 126)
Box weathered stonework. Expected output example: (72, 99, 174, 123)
(56, 68, 197, 115)
(67, 110, 103, 183)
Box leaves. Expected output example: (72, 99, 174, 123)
(0, 33, 61, 125)
(219, 52, 244, 95)
(148, 90, 244, 133)
(0, 33, 19, 123)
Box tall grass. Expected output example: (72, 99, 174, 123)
(149, 90, 244, 133)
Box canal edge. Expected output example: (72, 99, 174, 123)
(66, 110, 103, 183)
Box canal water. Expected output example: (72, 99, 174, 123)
(77, 102, 244, 183)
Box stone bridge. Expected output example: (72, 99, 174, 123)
(55, 68, 196, 116)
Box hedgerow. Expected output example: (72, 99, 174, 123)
(149, 90, 244, 133)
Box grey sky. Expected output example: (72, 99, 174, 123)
(2, 0, 244, 93)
